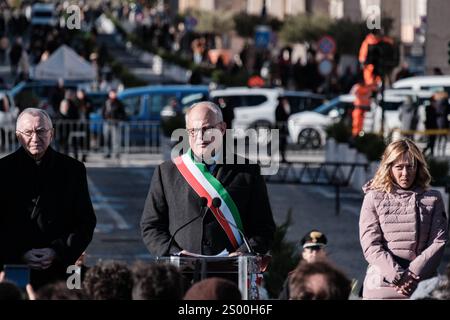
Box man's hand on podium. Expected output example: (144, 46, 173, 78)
(179, 250, 198, 257)
(228, 251, 244, 257)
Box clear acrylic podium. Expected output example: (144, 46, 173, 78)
(151, 255, 270, 300)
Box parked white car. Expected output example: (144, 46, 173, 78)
(209, 87, 325, 141)
(287, 95, 353, 149)
(287, 89, 432, 149)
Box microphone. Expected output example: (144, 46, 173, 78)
(166, 197, 208, 256)
(211, 197, 255, 255)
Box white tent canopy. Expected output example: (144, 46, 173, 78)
(33, 45, 96, 81)
(95, 13, 116, 34)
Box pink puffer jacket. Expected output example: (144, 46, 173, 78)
(359, 181, 448, 299)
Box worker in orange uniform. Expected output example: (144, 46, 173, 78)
(350, 77, 376, 137)
(358, 31, 393, 87)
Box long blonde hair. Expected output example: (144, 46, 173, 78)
(371, 139, 431, 193)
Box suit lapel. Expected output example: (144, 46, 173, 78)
(214, 163, 234, 187)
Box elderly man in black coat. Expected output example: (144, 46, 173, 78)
(0, 108, 96, 288)
(141, 101, 275, 258)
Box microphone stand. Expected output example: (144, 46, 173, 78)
(211, 198, 256, 256)
(165, 198, 208, 256)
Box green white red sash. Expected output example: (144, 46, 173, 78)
(173, 151, 243, 249)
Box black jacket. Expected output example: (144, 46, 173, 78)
(0, 147, 96, 285)
(141, 154, 275, 256)
(102, 98, 126, 121)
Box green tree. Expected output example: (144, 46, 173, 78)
(264, 209, 300, 298)
(233, 12, 283, 39)
(189, 9, 235, 35)
(328, 19, 368, 55)
(280, 14, 332, 44)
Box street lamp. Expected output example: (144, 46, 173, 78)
(261, 0, 267, 22)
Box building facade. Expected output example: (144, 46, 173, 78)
(425, 0, 450, 75)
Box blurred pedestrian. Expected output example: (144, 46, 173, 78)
(74, 89, 93, 161)
(394, 62, 413, 82)
(50, 78, 66, 117)
(423, 97, 438, 157)
(398, 95, 419, 140)
(0, 36, 8, 65)
(55, 99, 79, 158)
(102, 89, 126, 158)
(217, 97, 234, 130)
(275, 97, 290, 162)
(433, 68, 444, 76)
(339, 66, 358, 94)
(359, 139, 448, 299)
(350, 76, 374, 137)
(9, 38, 23, 80)
(434, 91, 449, 156)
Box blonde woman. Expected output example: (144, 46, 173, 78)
(359, 139, 448, 299)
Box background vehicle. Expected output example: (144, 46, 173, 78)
(392, 76, 450, 96)
(115, 85, 209, 122)
(30, 3, 58, 27)
(287, 89, 432, 149)
(287, 95, 354, 149)
(10, 80, 84, 112)
(210, 87, 325, 142)
(89, 85, 210, 147)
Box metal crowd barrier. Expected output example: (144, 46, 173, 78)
(265, 161, 369, 215)
(0, 120, 162, 156)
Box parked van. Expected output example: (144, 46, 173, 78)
(114, 85, 209, 121)
(392, 76, 450, 95)
(89, 85, 209, 146)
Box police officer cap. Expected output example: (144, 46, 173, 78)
(301, 230, 327, 249)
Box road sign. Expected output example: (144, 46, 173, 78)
(318, 59, 333, 77)
(185, 16, 197, 31)
(255, 25, 272, 49)
(318, 35, 336, 55)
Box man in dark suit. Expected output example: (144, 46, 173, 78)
(0, 108, 96, 289)
(141, 102, 275, 257)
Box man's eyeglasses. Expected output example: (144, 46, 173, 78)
(186, 123, 222, 137)
(16, 128, 52, 138)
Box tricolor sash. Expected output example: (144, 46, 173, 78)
(173, 151, 243, 249)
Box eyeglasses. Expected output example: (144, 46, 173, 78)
(17, 128, 52, 138)
(186, 123, 223, 137)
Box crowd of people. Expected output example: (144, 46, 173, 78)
(0, 1, 121, 90)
